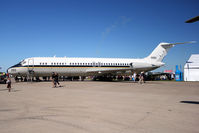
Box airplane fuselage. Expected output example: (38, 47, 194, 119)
(7, 57, 160, 77)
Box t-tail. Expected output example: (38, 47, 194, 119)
(145, 41, 196, 64)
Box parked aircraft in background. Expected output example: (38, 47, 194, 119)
(7, 41, 195, 80)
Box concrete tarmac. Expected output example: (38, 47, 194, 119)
(0, 81, 199, 133)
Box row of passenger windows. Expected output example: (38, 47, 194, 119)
(69, 63, 129, 66)
(39, 62, 130, 66)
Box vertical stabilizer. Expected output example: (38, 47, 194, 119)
(145, 41, 196, 63)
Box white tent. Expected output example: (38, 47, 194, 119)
(184, 54, 199, 81)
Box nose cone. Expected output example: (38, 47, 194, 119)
(7, 67, 17, 75)
(7, 68, 11, 73)
(7, 67, 12, 74)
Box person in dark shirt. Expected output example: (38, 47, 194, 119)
(53, 72, 61, 87)
(52, 72, 56, 87)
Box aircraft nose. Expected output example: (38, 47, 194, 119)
(7, 68, 12, 74)
(7, 67, 16, 74)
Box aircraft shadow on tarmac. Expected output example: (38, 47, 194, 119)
(180, 101, 199, 105)
(0, 89, 20, 92)
(0, 89, 8, 91)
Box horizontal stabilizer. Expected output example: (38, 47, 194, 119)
(170, 41, 196, 45)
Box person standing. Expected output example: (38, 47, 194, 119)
(52, 72, 56, 88)
(54, 73, 61, 87)
(6, 77, 11, 92)
(133, 72, 137, 82)
(138, 71, 144, 84)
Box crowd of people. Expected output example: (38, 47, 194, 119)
(5, 71, 147, 92)
(132, 72, 146, 84)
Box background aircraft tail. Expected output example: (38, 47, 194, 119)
(145, 41, 196, 63)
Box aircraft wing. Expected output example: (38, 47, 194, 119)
(86, 67, 133, 75)
(86, 66, 157, 75)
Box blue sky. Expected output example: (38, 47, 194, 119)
(0, 0, 199, 72)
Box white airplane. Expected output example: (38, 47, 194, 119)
(7, 42, 195, 79)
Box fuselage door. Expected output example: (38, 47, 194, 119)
(130, 62, 133, 68)
(28, 58, 34, 72)
(27, 58, 34, 82)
